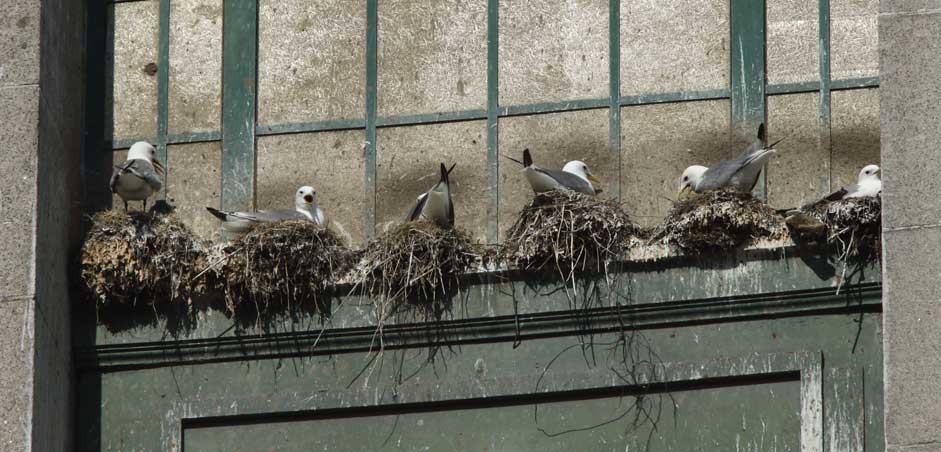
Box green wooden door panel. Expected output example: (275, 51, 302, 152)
(183, 381, 800, 452)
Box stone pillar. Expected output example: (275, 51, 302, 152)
(881, 1, 941, 450)
(0, 1, 84, 450)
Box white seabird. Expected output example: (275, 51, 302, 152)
(206, 185, 324, 236)
(110, 141, 165, 211)
(505, 149, 602, 195)
(824, 164, 882, 200)
(678, 124, 783, 195)
(407, 163, 455, 228)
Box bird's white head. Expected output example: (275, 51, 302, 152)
(858, 164, 880, 182)
(295, 186, 318, 211)
(128, 141, 164, 175)
(562, 160, 602, 187)
(678, 165, 709, 195)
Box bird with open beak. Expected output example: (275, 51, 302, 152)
(407, 163, 456, 228)
(505, 148, 603, 195)
(110, 141, 165, 211)
(206, 185, 324, 238)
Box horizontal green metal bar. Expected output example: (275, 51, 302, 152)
(766, 77, 880, 96)
(377, 109, 488, 128)
(110, 131, 223, 150)
(831, 76, 879, 90)
(500, 98, 609, 117)
(621, 88, 731, 106)
(255, 119, 365, 136)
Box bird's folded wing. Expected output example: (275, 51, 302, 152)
(407, 193, 428, 221)
(535, 168, 594, 194)
(121, 159, 163, 191)
(823, 185, 853, 202)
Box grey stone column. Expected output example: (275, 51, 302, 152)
(0, 1, 84, 450)
(881, 1, 941, 450)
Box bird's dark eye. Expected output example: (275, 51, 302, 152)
(683, 176, 689, 181)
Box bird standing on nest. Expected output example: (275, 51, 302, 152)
(505, 148, 602, 195)
(206, 186, 324, 237)
(678, 124, 783, 196)
(824, 164, 882, 200)
(110, 141, 165, 211)
(407, 163, 456, 228)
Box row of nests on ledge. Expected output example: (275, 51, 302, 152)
(81, 190, 881, 318)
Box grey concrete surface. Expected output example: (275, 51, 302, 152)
(169, 0, 223, 135)
(881, 5, 941, 450)
(766, 93, 824, 208)
(110, 1, 159, 141)
(831, 88, 881, 191)
(833, 0, 880, 80)
(767, 0, 819, 85)
(168, 142, 222, 241)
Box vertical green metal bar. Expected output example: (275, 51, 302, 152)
(608, 0, 621, 201)
(156, 0, 170, 200)
(729, 0, 767, 199)
(486, 0, 500, 244)
(221, 0, 258, 211)
(365, 0, 379, 240)
(818, 0, 833, 196)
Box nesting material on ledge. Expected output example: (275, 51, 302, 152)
(789, 196, 882, 259)
(218, 220, 353, 314)
(502, 190, 642, 274)
(81, 210, 208, 305)
(351, 221, 479, 318)
(651, 190, 786, 254)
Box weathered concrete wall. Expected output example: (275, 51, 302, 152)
(102, 0, 881, 244)
(0, 0, 84, 450)
(880, 2, 941, 450)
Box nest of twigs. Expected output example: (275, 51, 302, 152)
(789, 196, 882, 261)
(651, 190, 786, 254)
(502, 190, 642, 274)
(217, 220, 353, 315)
(81, 209, 209, 306)
(351, 221, 479, 319)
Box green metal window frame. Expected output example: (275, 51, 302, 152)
(97, 0, 880, 242)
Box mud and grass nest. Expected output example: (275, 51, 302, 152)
(502, 190, 642, 275)
(789, 196, 882, 261)
(651, 190, 786, 254)
(217, 220, 353, 316)
(81, 209, 209, 307)
(350, 221, 479, 320)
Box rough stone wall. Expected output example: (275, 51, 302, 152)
(880, 2, 941, 450)
(0, 0, 83, 450)
(101, 0, 881, 247)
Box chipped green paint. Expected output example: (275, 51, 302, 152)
(486, 0, 500, 244)
(609, 0, 621, 200)
(364, 0, 378, 240)
(155, 0, 170, 200)
(220, 0, 257, 211)
(730, 0, 768, 199)
(819, 0, 834, 196)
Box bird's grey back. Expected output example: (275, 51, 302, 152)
(111, 159, 162, 192)
(698, 138, 767, 191)
(230, 209, 307, 223)
(537, 168, 594, 194)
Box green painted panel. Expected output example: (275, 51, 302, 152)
(608, 0, 622, 201)
(183, 381, 800, 451)
(729, 0, 768, 199)
(155, 0, 169, 200)
(485, 0, 499, 244)
(819, 0, 833, 196)
(364, 0, 378, 240)
(220, 0, 257, 211)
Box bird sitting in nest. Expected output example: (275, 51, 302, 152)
(407, 163, 456, 229)
(785, 164, 882, 235)
(678, 123, 783, 197)
(504, 148, 603, 195)
(206, 185, 324, 239)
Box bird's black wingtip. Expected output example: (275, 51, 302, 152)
(439, 163, 450, 184)
(523, 148, 533, 167)
(205, 206, 227, 220)
(757, 123, 766, 142)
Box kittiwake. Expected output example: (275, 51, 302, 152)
(110, 141, 165, 211)
(206, 185, 325, 236)
(505, 149, 602, 195)
(678, 124, 783, 195)
(824, 164, 881, 200)
(407, 163, 456, 228)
